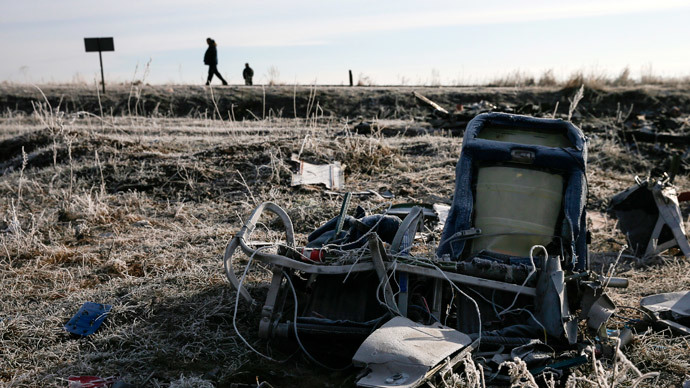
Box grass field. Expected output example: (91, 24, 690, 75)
(1, 84, 689, 387)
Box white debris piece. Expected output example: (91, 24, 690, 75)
(433, 203, 450, 231)
(353, 317, 472, 388)
(291, 158, 344, 189)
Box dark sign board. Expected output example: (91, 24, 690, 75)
(84, 37, 115, 93)
(84, 37, 114, 52)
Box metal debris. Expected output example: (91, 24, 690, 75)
(640, 291, 690, 335)
(290, 154, 344, 189)
(223, 113, 632, 386)
(352, 317, 474, 388)
(609, 174, 690, 258)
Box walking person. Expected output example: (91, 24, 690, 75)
(204, 38, 228, 85)
(243, 63, 254, 86)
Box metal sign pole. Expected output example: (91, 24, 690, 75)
(84, 37, 114, 95)
(98, 50, 105, 94)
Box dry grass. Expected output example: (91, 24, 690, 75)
(0, 106, 452, 386)
(1, 86, 689, 387)
(489, 68, 690, 90)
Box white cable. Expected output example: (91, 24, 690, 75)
(320, 202, 393, 252)
(330, 244, 367, 266)
(374, 259, 402, 316)
(283, 274, 351, 371)
(341, 246, 367, 283)
(467, 287, 506, 314)
(388, 260, 402, 301)
(375, 268, 392, 314)
(499, 308, 548, 342)
(444, 285, 456, 326)
(232, 246, 290, 363)
(430, 263, 483, 346)
(490, 290, 500, 318)
(604, 244, 627, 290)
(497, 245, 545, 317)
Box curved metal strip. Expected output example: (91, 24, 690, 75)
(222, 202, 295, 303)
(391, 206, 424, 255)
(223, 236, 254, 304)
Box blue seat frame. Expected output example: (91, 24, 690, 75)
(437, 113, 589, 271)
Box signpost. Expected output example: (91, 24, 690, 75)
(84, 37, 114, 94)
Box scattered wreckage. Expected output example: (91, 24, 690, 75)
(609, 173, 690, 259)
(223, 112, 679, 386)
(608, 174, 690, 337)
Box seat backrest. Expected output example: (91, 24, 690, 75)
(437, 113, 589, 270)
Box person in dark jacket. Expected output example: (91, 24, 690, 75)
(242, 63, 254, 85)
(204, 38, 228, 85)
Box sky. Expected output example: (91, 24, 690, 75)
(1, 0, 690, 85)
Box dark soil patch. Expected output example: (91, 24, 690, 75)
(0, 128, 54, 163)
(4, 84, 690, 122)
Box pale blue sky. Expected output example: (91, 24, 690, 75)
(1, 0, 689, 85)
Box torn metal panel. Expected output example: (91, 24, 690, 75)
(640, 291, 690, 335)
(291, 158, 344, 189)
(640, 291, 690, 317)
(648, 183, 690, 257)
(609, 175, 690, 258)
(580, 282, 616, 331)
(353, 317, 472, 388)
(535, 256, 577, 344)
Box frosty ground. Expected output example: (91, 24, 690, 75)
(0, 84, 689, 387)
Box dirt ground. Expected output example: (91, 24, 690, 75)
(1, 84, 689, 387)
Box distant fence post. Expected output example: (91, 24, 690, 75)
(349, 70, 353, 87)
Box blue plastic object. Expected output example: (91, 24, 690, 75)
(64, 302, 112, 336)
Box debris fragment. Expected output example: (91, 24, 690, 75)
(64, 302, 112, 337)
(222, 113, 638, 387)
(412, 91, 449, 116)
(67, 375, 118, 388)
(618, 130, 690, 146)
(609, 174, 690, 258)
(324, 189, 394, 199)
(352, 316, 474, 388)
(132, 219, 152, 228)
(290, 154, 344, 189)
(462, 100, 497, 116)
(438, 112, 589, 269)
(386, 203, 438, 221)
(640, 291, 690, 335)
(432, 203, 450, 231)
(305, 206, 402, 250)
